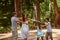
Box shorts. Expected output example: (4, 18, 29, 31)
(12, 30, 18, 40)
(46, 32, 52, 38)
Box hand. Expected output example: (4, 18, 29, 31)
(30, 25, 37, 28)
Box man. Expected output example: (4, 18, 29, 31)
(11, 12, 20, 40)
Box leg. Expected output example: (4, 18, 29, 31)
(50, 37, 53, 40)
(37, 37, 39, 40)
(41, 36, 43, 40)
(24, 38, 27, 40)
(46, 36, 48, 40)
(46, 32, 49, 40)
(24, 32, 28, 40)
(50, 32, 53, 40)
(12, 30, 18, 40)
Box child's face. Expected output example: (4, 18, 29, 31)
(45, 19, 48, 22)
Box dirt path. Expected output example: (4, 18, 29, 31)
(18, 29, 60, 40)
(0, 29, 60, 40)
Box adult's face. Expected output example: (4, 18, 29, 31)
(14, 13, 17, 17)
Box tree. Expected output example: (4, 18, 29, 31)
(0, 0, 14, 32)
(53, 0, 60, 28)
(14, 0, 22, 17)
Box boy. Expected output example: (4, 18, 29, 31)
(45, 18, 53, 40)
(11, 12, 20, 40)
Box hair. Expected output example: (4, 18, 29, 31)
(45, 18, 49, 21)
(25, 14, 28, 20)
(12, 12, 17, 16)
(22, 14, 25, 22)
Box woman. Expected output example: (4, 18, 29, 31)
(19, 14, 29, 40)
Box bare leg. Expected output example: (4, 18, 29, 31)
(46, 37, 48, 40)
(50, 32, 53, 40)
(46, 32, 49, 40)
(50, 37, 53, 40)
(37, 37, 39, 40)
(24, 38, 27, 40)
(41, 37, 43, 40)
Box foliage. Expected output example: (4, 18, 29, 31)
(0, 0, 60, 33)
(0, 0, 14, 33)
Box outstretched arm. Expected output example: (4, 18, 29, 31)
(27, 18, 41, 23)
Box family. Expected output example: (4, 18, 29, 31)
(11, 12, 53, 40)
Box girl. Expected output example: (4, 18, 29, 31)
(36, 21, 44, 40)
(32, 20, 44, 40)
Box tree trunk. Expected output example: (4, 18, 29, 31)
(53, 0, 60, 28)
(36, 0, 40, 21)
(36, 0, 41, 29)
(33, 3, 37, 20)
(33, 0, 40, 28)
(14, 0, 22, 17)
(33, 3, 37, 26)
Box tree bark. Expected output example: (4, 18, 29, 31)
(33, 0, 40, 28)
(36, 0, 41, 29)
(36, 0, 40, 21)
(14, 0, 22, 17)
(53, 0, 60, 28)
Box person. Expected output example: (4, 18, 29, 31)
(37, 27, 44, 40)
(31, 20, 44, 40)
(45, 18, 53, 40)
(19, 14, 29, 40)
(11, 12, 20, 40)
(36, 21, 44, 40)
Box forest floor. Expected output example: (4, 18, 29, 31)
(0, 29, 60, 40)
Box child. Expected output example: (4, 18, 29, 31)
(32, 20, 44, 40)
(37, 22, 44, 40)
(20, 14, 29, 40)
(45, 18, 53, 40)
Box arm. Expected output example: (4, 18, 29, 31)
(45, 22, 49, 26)
(16, 18, 23, 25)
(27, 18, 41, 23)
(29, 24, 37, 28)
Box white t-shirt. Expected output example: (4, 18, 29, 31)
(45, 22, 52, 32)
